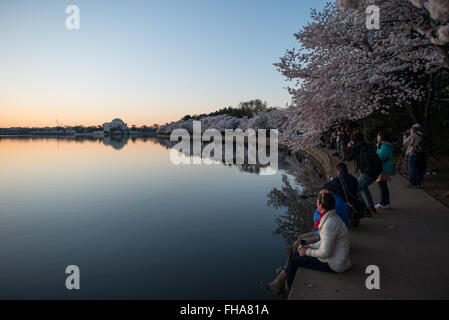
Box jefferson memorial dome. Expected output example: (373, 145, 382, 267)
(103, 118, 128, 136)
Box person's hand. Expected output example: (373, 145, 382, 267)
(298, 244, 311, 251)
(297, 246, 310, 256)
(298, 247, 307, 256)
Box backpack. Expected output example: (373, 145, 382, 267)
(358, 143, 383, 178)
(337, 175, 368, 227)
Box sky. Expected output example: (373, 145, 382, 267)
(0, 0, 328, 127)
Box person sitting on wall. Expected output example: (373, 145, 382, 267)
(330, 162, 369, 226)
(283, 181, 350, 269)
(261, 193, 352, 297)
(331, 162, 359, 202)
(316, 183, 351, 229)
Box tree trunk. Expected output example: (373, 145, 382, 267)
(424, 73, 435, 154)
(405, 103, 419, 123)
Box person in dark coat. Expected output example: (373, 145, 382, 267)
(331, 162, 359, 201)
(345, 133, 382, 214)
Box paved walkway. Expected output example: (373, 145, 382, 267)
(288, 150, 449, 300)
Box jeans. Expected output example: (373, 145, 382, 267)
(408, 155, 422, 186)
(358, 173, 376, 208)
(378, 181, 390, 206)
(286, 252, 334, 285)
(419, 153, 427, 181)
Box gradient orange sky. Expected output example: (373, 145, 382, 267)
(0, 0, 327, 128)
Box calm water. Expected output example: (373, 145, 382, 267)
(0, 137, 316, 299)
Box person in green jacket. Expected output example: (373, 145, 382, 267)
(375, 130, 396, 210)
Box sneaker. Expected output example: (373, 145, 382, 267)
(375, 204, 390, 211)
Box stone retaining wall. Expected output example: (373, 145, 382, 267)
(296, 147, 332, 180)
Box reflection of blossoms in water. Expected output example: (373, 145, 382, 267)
(267, 175, 315, 248)
(156, 136, 277, 173)
(234, 163, 261, 175)
(154, 136, 326, 248)
(267, 158, 325, 249)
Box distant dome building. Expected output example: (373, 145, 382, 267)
(103, 118, 128, 136)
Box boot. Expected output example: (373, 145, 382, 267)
(260, 270, 287, 296)
(276, 266, 286, 275)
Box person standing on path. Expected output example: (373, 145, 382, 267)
(413, 124, 428, 183)
(404, 125, 425, 188)
(331, 130, 337, 149)
(375, 130, 396, 210)
(342, 128, 351, 160)
(337, 127, 343, 158)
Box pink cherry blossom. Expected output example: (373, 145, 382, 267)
(274, 0, 449, 150)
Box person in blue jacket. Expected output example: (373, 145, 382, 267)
(375, 130, 396, 210)
(314, 182, 351, 236)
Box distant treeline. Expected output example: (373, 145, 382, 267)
(0, 127, 71, 135)
(0, 124, 160, 135)
(130, 124, 159, 133)
(181, 99, 278, 121)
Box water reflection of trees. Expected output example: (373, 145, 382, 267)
(235, 163, 260, 175)
(155, 137, 280, 173)
(0, 136, 150, 150)
(158, 132, 330, 248)
(1, 135, 325, 248)
(268, 175, 316, 248)
(267, 158, 325, 249)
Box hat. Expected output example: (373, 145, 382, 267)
(412, 123, 422, 130)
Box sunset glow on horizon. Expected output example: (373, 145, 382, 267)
(0, 0, 328, 128)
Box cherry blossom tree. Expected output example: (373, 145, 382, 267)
(275, 0, 449, 150)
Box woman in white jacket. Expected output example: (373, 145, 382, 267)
(262, 193, 351, 295)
